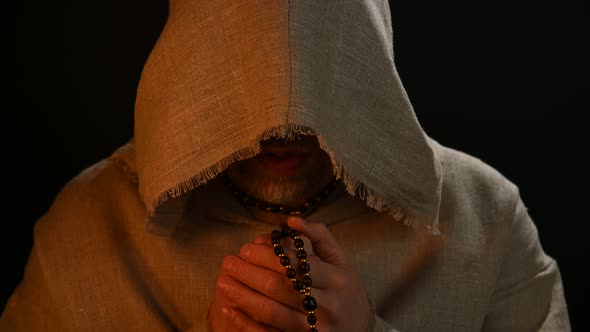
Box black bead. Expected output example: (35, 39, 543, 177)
(288, 228, 299, 238)
(297, 249, 307, 259)
(303, 296, 317, 311)
(271, 237, 281, 245)
(281, 227, 291, 238)
(309, 328, 318, 332)
(294, 238, 304, 248)
(279, 256, 290, 266)
(271, 230, 282, 240)
(299, 262, 310, 273)
(273, 246, 284, 256)
(307, 314, 317, 325)
(293, 280, 304, 291)
(270, 205, 280, 213)
(303, 275, 312, 287)
(286, 268, 297, 279)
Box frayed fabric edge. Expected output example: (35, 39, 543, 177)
(315, 136, 440, 235)
(147, 124, 440, 235)
(147, 123, 315, 214)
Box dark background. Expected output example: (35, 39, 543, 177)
(5, 0, 588, 330)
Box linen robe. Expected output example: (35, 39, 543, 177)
(2, 0, 570, 330)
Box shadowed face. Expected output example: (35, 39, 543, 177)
(225, 135, 334, 208)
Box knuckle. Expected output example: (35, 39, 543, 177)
(314, 223, 329, 234)
(222, 256, 246, 277)
(257, 300, 277, 323)
(263, 276, 282, 295)
(239, 243, 253, 259)
(215, 275, 229, 293)
(306, 255, 320, 265)
(241, 244, 267, 265)
(331, 271, 348, 289)
(221, 256, 234, 273)
(215, 277, 223, 289)
(215, 277, 232, 299)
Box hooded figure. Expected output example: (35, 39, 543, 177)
(2, 0, 570, 331)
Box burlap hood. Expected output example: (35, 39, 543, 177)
(134, 0, 443, 234)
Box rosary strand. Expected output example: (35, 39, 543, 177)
(220, 172, 337, 331)
(272, 227, 318, 332)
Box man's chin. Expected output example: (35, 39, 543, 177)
(239, 176, 313, 208)
(225, 149, 335, 207)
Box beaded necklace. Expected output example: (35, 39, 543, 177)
(220, 171, 340, 217)
(221, 171, 341, 331)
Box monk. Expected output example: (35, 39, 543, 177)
(2, 0, 570, 331)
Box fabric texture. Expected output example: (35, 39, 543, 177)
(135, 0, 441, 234)
(0, 141, 570, 331)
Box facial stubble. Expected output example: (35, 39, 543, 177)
(225, 153, 334, 208)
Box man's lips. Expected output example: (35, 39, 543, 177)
(255, 148, 312, 177)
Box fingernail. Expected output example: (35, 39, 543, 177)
(222, 306, 234, 319)
(217, 276, 228, 291)
(240, 245, 251, 258)
(222, 256, 234, 273)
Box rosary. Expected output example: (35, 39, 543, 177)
(221, 172, 341, 331)
(272, 226, 318, 331)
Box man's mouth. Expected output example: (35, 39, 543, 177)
(255, 149, 312, 177)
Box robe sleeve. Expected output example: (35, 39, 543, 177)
(365, 300, 401, 332)
(370, 314, 402, 332)
(0, 235, 66, 331)
(482, 194, 571, 331)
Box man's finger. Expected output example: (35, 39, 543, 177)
(217, 275, 309, 331)
(287, 217, 349, 266)
(239, 243, 333, 289)
(221, 255, 303, 311)
(220, 306, 282, 332)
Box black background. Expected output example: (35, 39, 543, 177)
(5, 0, 588, 330)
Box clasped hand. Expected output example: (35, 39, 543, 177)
(209, 217, 371, 332)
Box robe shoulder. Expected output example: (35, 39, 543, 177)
(35, 142, 144, 250)
(432, 140, 522, 231)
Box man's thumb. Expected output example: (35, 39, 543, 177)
(287, 217, 348, 266)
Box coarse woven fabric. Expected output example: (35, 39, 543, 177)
(0, 141, 571, 331)
(0, 0, 571, 330)
(135, 0, 442, 235)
